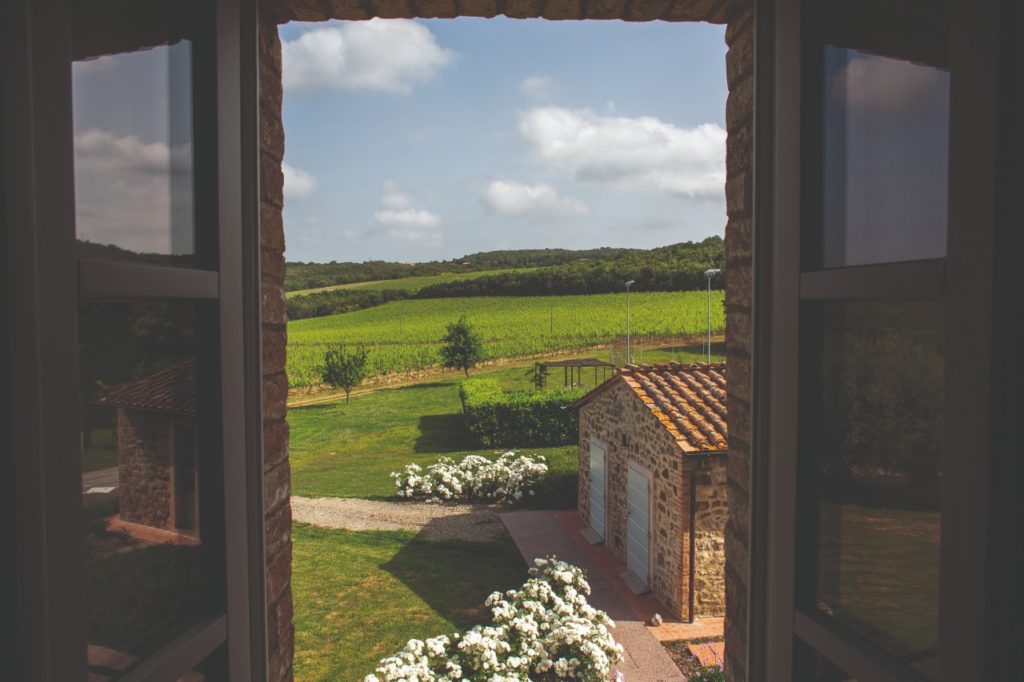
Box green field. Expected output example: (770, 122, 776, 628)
(289, 361, 580, 502)
(286, 268, 533, 298)
(287, 290, 724, 388)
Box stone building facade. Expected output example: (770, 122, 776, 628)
(96, 360, 200, 536)
(258, 2, 754, 679)
(576, 363, 729, 622)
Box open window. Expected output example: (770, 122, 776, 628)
(3, 0, 264, 679)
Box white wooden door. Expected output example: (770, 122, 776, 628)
(588, 441, 607, 540)
(626, 465, 651, 587)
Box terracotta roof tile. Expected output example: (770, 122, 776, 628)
(95, 360, 197, 415)
(576, 362, 728, 454)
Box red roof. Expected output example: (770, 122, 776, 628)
(574, 362, 727, 454)
(95, 360, 197, 416)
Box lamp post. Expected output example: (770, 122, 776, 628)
(625, 280, 635, 365)
(703, 269, 721, 364)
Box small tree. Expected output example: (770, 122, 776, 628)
(321, 344, 369, 403)
(440, 316, 484, 377)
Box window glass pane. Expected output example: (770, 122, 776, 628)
(821, 47, 949, 267)
(80, 301, 216, 677)
(72, 17, 195, 262)
(809, 302, 942, 679)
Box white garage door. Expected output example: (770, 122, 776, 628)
(626, 465, 651, 588)
(588, 441, 607, 540)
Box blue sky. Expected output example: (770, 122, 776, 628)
(279, 18, 727, 263)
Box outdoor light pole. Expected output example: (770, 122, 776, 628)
(704, 269, 721, 364)
(625, 280, 635, 365)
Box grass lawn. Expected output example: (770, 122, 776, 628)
(292, 523, 526, 681)
(289, 361, 580, 507)
(83, 426, 118, 472)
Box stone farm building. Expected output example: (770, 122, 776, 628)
(96, 360, 200, 541)
(575, 363, 729, 622)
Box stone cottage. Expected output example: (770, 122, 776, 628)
(96, 360, 200, 539)
(575, 362, 728, 622)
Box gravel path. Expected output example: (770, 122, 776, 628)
(291, 496, 507, 542)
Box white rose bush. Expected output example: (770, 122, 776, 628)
(392, 452, 548, 504)
(365, 557, 623, 682)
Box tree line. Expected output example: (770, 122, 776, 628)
(285, 245, 643, 291)
(287, 237, 724, 321)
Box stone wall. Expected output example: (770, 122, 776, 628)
(116, 408, 172, 529)
(722, 5, 754, 679)
(259, 1, 754, 679)
(578, 381, 728, 622)
(693, 455, 728, 617)
(258, 18, 294, 682)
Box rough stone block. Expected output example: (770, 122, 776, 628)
(373, 0, 415, 18)
(261, 199, 286, 253)
(726, 73, 753, 133)
(584, 0, 625, 19)
(622, 0, 672, 21)
(661, 0, 724, 23)
(263, 277, 288, 327)
(261, 245, 286, 284)
(260, 151, 285, 210)
(264, 419, 290, 471)
(725, 215, 752, 261)
(503, 0, 543, 17)
(726, 17, 753, 88)
(263, 327, 288, 378)
(263, 372, 289, 422)
(320, 0, 374, 20)
(457, 0, 500, 17)
(540, 0, 582, 20)
(414, 0, 458, 17)
(271, 0, 330, 22)
(264, 460, 292, 518)
(725, 258, 752, 309)
(726, 305, 752, 355)
(265, 498, 292, 558)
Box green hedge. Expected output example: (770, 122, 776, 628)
(460, 378, 586, 447)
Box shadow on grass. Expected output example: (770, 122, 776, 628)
(380, 517, 527, 630)
(414, 414, 479, 453)
(395, 381, 452, 391)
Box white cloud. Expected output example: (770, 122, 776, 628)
(520, 75, 556, 98)
(380, 179, 412, 209)
(518, 106, 726, 199)
(75, 129, 190, 175)
(282, 19, 456, 94)
(373, 209, 440, 228)
(282, 162, 318, 200)
(370, 181, 442, 244)
(73, 129, 193, 254)
(483, 180, 589, 218)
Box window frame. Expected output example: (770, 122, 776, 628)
(2, 0, 265, 679)
(753, 0, 1021, 680)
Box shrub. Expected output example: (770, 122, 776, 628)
(392, 452, 548, 503)
(460, 379, 585, 447)
(365, 556, 624, 682)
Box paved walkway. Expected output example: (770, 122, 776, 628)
(500, 510, 688, 682)
(291, 496, 506, 541)
(82, 466, 118, 494)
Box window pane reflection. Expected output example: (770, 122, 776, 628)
(811, 302, 942, 679)
(81, 301, 210, 678)
(822, 47, 949, 267)
(72, 41, 195, 261)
